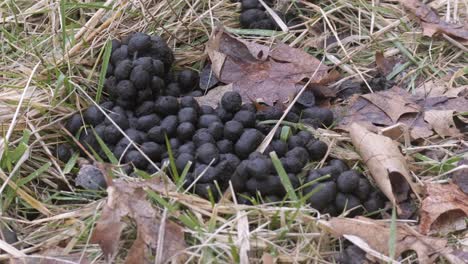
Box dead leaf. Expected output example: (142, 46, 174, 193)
(375, 51, 396, 76)
(399, 0, 468, 40)
(90, 175, 186, 263)
(336, 86, 468, 140)
(349, 123, 421, 215)
(206, 29, 331, 105)
(424, 110, 462, 138)
(10, 246, 92, 264)
(199, 64, 219, 91)
(420, 183, 468, 235)
(320, 217, 449, 264)
(452, 159, 468, 194)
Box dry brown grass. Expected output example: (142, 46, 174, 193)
(0, 0, 466, 263)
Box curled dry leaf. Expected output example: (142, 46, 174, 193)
(320, 217, 449, 264)
(349, 123, 421, 215)
(398, 0, 468, 40)
(420, 183, 468, 235)
(336, 86, 468, 140)
(90, 173, 186, 263)
(206, 29, 331, 105)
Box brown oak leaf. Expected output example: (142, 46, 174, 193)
(420, 183, 468, 235)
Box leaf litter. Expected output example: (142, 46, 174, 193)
(398, 0, 468, 40)
(349, 123, 422, 216)
(90, 165, 186, 263)
(336, 86, 468, 140)
(319, 216, 450, 264)
(205, 29, 332, 105)
(420, 183, 468, 235)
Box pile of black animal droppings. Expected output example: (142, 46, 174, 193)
(303, 160, 387, 217)
(104, 32, 202, 110)
(239, 0, 303, 30)
(58, 33, 382, 218)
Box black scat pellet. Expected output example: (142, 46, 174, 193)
(114, 59, 132, 80)
(246, 158, 271, 180)
(128, 116, 138, 129)
(155, 96, 179, 116)
(194, 164, 220, 183)
(363, 192, 385, 213)
(150, 76, 165, 95)
(302, 107, 334, 127)
(103, 125, 122, 145)
(194, 183, 220, 200)
(180, 96, 200, 111)
(285, 147, 309, 168)
(169, 138, 181, 150)
(66, 114, 83, 135)
(106, 63, 114, 77)
(280, 156, 303, 174)
(305, 181, 337, 211)
(285, 111, 300, 123)
(104, 76, 118, 98)
(178, 142, 195, 155)
(240, 9, 266, 28)
(133, 57, 154, 74)
(241, 0, 261, 10)
(100, 101, 114, 111)
(178, 107, 198, 124)
(335, 193, 363, 217)
(56, 144, 73, 162)
(297, 130, 313, 143)
(141, 141, 163, 161)
(135, 101, 155, 117)
(316, 165, 341, 181)
(193, 129, 215, 147)
(297, 90, 315, 108)
(147, 126, 167, 144)
(246, 177, 260, 194)
(337, 170, 361, 193)
(221, 91, 242, 113)
(219, 153, 241, 170)
(160, 115, 178, 135)
(329, 159, 349, 172)
(215, 107, 233, 123)
(235, 129, 264, 159)
(249, 19, 276, 30)
(122, 128, 145, 145)
(233, 110, 256, 128)
(128, 32, 151, 54)
(148, 35, 174, 72)
(115, 98, 136, 109)
(198, 114, 222, 128)
(178, 69, 199, 92)
(130, 65, 151, 90)
(79, 130, 99, 153)
(306, 140, 328, 161)
(196, 143, 219, 165)
(177, 122, 196, 141)
(110, 45, 128, 65)
(200, 105, 215, 115)
(111, 39, 121, 52)
(270, 140, 288, 157)
(166, 82, 181, 97)
(230, 161, 249, 192)
(124, 150, 148, 169)
(287, 135, 305, 150)
(136, 114, 160, 132)
(116, 80, 137, 99)
(256, 105, 282, 121)
(208, 122, 224, 140)
(217, 139, 233, 154)
(175, 153, 195, 172)
(104, 112, 129, 130)
(224, 120, 244, 142)
(152, 59, 165, 77)
(354, 178, 371, 200)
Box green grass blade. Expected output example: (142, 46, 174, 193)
(96, 40, 112, 102)
(269, 151, 298, 201)
(388, 206, 397, 262)
(165, 134, 179, 181)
